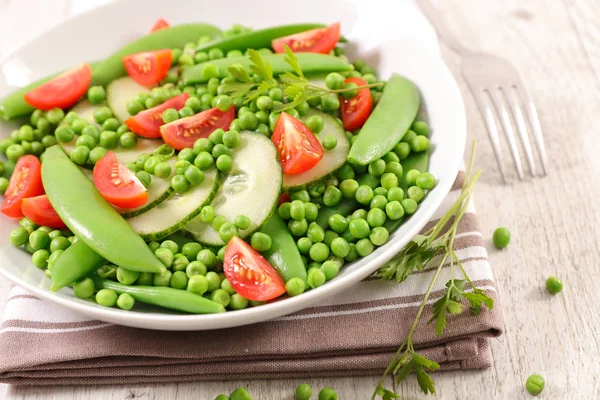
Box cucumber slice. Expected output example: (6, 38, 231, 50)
(106, 76, 152, 123)
(69, 100, 101, 125)
(115, 157, 177, 218)
(128, 168, 220, 241)
(184, 132, 282, 247)
(282, 109, 350, 189)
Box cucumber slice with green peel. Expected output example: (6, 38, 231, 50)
(128, 168, 220, 241)
(106, 76, 151, 123)
(115, 157, 177, 218)
(184, 132, 282, 247)
(282, 109, 350, 190)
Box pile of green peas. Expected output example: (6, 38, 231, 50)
(197, 204, 271, 248)
(125, 83, 183, 116)
(125, 145, 176, 188)
(8, 218, 74, 278)
(211, 383, 338, 400)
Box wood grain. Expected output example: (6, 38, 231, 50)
(2, 0, 600, 398)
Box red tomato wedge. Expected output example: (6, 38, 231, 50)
(93, 152, 148, 209)
(24, 63, 92, 111)
(125, 93, 190, 138)
(272, 112, 323, 175)
(272, 22, 341, 54)
(123, 49, 172, 87)
(1, 155, 44, 218)
(223, 237, 286, 301)
(340, 77, 373, 132)
(150, 18, 170, 33)
(21, 195, 66, 229)
(160, 106, 235, 150)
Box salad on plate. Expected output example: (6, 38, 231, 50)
(0, 20, 435, 314)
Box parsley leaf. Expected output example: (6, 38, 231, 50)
(247, 49, 274, 84)
(226, 64, 254, 83)
(283, 44, 305, 78)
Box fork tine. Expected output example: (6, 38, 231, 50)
(486, 88, 525, 180)
(472, 89, 507, 183)
(519, 87, 548, 176)
(504, 88, 536, 176)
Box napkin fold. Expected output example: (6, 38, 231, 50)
(0, 172, 503, 385)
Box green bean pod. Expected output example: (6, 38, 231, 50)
(92, 278, 226, 314)
(91, 23, 221, 86)
(182, 53, 352, 85)
(315, 197, 359, 230)
(348, 74, 420, 165)
(50, 240, 106, 291)
(195, 23, 330, 53)
(259, 213, 306, 282)
(41, 146, 166, 274)
(0, 61, 103, 121)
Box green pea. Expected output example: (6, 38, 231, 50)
(295, 101, 310, 116)
(401, 198, 418, 215)
(309, 242, 330, 262)
(370, 226, 390, 246)
(308, 180, 326, 197)
(29, 229, 50, 251)
(155, 248, 174, 268)
(278, 202, 292, 220)
(194, 151, 214, 170)
(218, 222, 239, 242)
(207, 77, 220, 95)
(119, 132, 138, 149)
(304, 202, 319, 222)
(268, 87, 283, 101)
(177, 106, 194, 118)
(187, 274, 209, 295)
(216, 154, 233, 172)
(318, 387, 338, 400)
(87, 85, 106, 104)
(355, 185, 374, 205)
(200, 92, 214, 108)
(354, 238, 374, 257)
(171, 174, 191, 194)
(368, 160, 386, 178)
(0, 177, 9, 195)
(287, 108, 300, 119)
(325, 72, 345, 90)
(37, 226, 53, 233)
(321, 94, 340, 111)
(394, 142, 411, 160)
(341, 82, 359, 99)
(302, 115, 324, 135)
(193, 137, 213, 153)
(288, 218, 309, 237)
(209, 288, 230, 306)
(229, 293, 249, 310)
(407, 186, 425, 203)
(9, 227, 29, 246)
(370, 194, 388, 210)
(268, 112, 280, 131)
(330, 236, 350, 258)
(307, 267, 326, 289)
(46, 108, 65, 124)
(153, 270, 172, 287)
(367, 208, 387, 228)
(136, 170, 152, 188)
(54, 126, 75, 143)
(325, 214, 347, 234)
(322, 231, 339, 248)
(381, 172, 399, 190)
(101, 117, 119, 133)
(19, 218, 38, 233)
(525, 374, 545, 396)
(193, 51, 208, 64)
(126, 99, 145, 116)
(493, 227, 511, 249)
(290, 200, 306, 221)
(40, 135, 57, 149)
(212, 95, 233, 111)
(373, 187, 388, 197)
(320, 260, 339, 281)
(409, 134, 429, 152)
(31, 249, 50, 269)
(143, 156, 161, 174)
(186, 261, 207, 278)
(296, 237, 313, 255)
(386, 188, 404, 203)
(401, 130, 417, 144)
(175, 160, 192, 174)
(545, 276, 563, 294)
(344, 243, 359, 262)
(217, 246, 227, 262)
(238, 111, 258, 130)
(159, 240, 178, 254)
(184, 165, 206, 186)
(148, 241, 160, 252)
(336, 164, 354, 182)
(153, 162, 172, 178)
(307, 222, 325, 243)
(75, 134, 96, 149)
(6, 144, 25, 161)
(205, 271, 222, 292)
(21, 140, 33, 155)
(288, 190, 308, 203)
(136, 272, 154, 286)
(200, 205, 216, 223)
(169, 270, 189, 290)
(251, 232, 272, 252)
(212, 215, 227, 231)
(116, 267, 140, 285)
(49, 236, 71, 253)
(96, 289, 118, 307)
(253, 95, 272, 112)
(221, 129, 241, 149)
(285, 277, 306, 297)
(405, 169, 421, 186)
(411, 121, 429, 136)
(322, 135, 338, 151)
(322, 185, 341, 207)
(116, 293, 135, 311)
(73, 277, 95, 299)
(162, 108, 179, 124)
(349, 219, 370, 239)
(18, 125, 35, 141)
(232, 215, 250, 230)
(212, 143, 229, 158)
(416, 172, 436, 189)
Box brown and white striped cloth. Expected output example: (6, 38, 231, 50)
(0, 172, 503, 385)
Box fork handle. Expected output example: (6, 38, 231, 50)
(416, 0, 474, 55)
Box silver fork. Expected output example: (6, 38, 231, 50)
(417, 0, 548, 181)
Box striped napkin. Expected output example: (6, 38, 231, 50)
(0, 171, 503, 385)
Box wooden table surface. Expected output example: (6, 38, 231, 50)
(1, 0, 600, 398)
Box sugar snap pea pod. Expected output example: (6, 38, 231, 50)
(347, 74, 420, 165)
(182, 53, 352, 85)
(259, 213, 306, 282)
(92, 277, 226, 314)
(196, 23, 330, 53)
(50, 240, 106, 291)
(91, 23, 221, 86)
(0, 61, 103, 121)
(315, 197, 359, 230)
(41, 146, 166, 274)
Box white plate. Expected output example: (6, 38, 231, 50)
(0, 0, 466, 330)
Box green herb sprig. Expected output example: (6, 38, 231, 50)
(373, 142, 494, 399)
(220, 45, 383, 112)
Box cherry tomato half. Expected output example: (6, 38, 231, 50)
(340, 77, 373, 132)
(272, 22, 341, 54)
(21, 195, 65, 229)
(24, 63, 92, 111)
(272, 112, 323, 175)
(123, 49, 172, 87)
(93, 151, 148, 209)
(160, 106, 235, 150)
(125, 93, 190, 139)
(223, 237, 286, 301)
(1, 155, 44, 218)
(150, 18, 170, 33)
